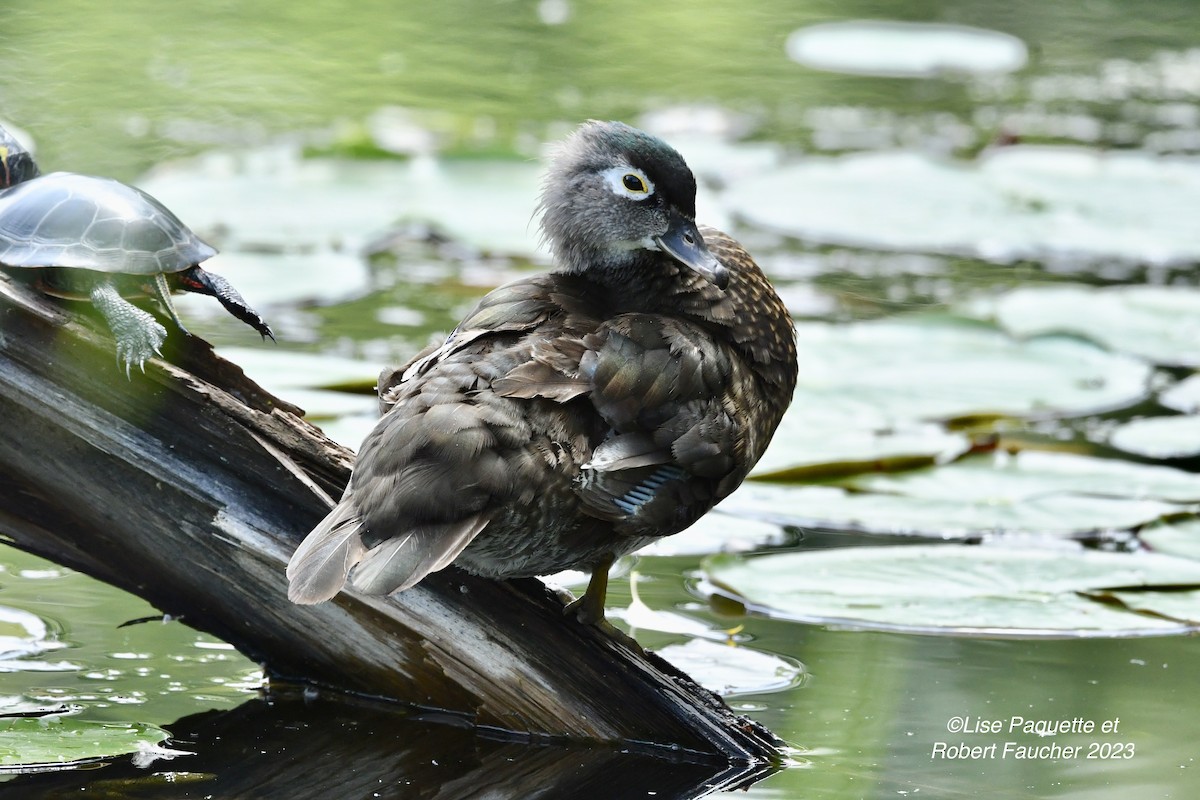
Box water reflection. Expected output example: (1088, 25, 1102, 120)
(5, 692, 777, 799)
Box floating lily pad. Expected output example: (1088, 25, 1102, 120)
(637, 512, 786, 557)
(704, 545, 1200, 637)
(786, 21, 1028, 78)
(1161, 375, 1200, 413)
(1140, 518, 1200, 562)
(139, 146, 544, 258)
(724, 450, 1200, 537)
(753, 314, 1150, 477)
(789, 316, 1149, 421)
(174, 249, 372, 310)
(725, 147, 1200, 266)
(655, 639, 806, 696)
(0, 544, 261, 774)
(979, 285, 1200, 368)
(752, 401, 969, 480)
(1104, 589, 1200, 624)
(842, 450, 1200, 503)
(217, 347, 378, 394)
(0, 716, 172, 771)
(722, 483, 1177, 539)
(1109, 415, 1200, 458)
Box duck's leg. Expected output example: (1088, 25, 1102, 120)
(564, 553, 614, 626)
(90, 280, 167, 377)
(176, 266, 274, 341)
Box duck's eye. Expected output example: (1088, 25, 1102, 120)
(605, 166, 655, 200)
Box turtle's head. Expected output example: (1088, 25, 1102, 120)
(0, 125, 40, 189)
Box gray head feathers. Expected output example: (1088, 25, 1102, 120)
(537, 120, 701, 275)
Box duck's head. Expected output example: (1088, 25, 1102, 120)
(538, 120, 727, 289)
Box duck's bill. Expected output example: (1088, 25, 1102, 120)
(654, 215, 729, 290)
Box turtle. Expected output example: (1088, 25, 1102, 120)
(0, 126, 273, 374)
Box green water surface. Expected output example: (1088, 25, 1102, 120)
(2, 1, 1199, 798)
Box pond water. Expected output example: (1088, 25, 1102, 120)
(2, 1, 1200, 797)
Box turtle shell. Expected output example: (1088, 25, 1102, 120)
(0, 171, 216, 275)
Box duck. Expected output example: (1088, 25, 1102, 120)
(287, 120, 798, 624)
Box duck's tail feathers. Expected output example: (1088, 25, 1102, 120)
(349, 514, 489, 596)
(286, 501, 367, 604)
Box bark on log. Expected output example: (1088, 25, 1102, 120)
(0, 276, 781, 775)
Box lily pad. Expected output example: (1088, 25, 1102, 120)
(722, 483, 1177, 539)
(173, 248, 372, 310)
(754, 315, 1154, 478)
(703, 545, 1200, 637)
(752, 400, 969, 480)
(1140, 518, 1200, 562)
(1104, 589, 1200, 624)
(980, 284, 1200, 368)
(1109, 415, 1200, 458)
(842, 450, 1200, 504)
(139, 146, 544, 258)
(724, 147, 1200, 267)
(0, 716, 172, 771)
(789, 316, 1149, 421)
(723, 451, 1200, 537)
(1160, 375, 1200, 413)
(786, 20, 1028, 78)
(655, 639, 806, 696)
(637, 512, 786, 557)
(217, 347, 378, 394)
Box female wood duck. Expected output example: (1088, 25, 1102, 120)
(287, 121, 797, 623)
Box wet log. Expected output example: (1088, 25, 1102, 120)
(0, 275, 781, 772)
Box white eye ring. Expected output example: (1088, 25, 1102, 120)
(603, 166, 655, 200)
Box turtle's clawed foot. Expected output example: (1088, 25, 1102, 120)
(92, 282, 167, 379)
(114, 320, 166, 377)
